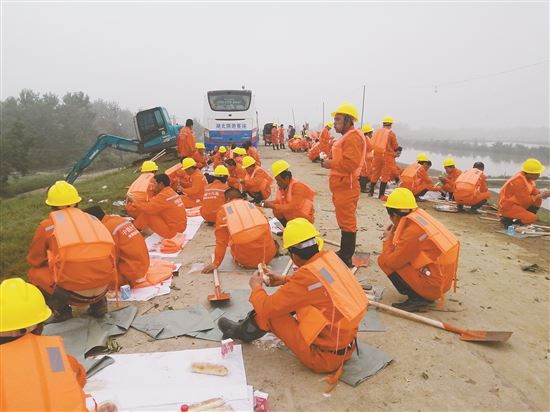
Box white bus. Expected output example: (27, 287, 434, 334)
(203, 89, 259, 150)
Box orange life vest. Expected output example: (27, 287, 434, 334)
(297, 250, 368, 347)
(244, 167, 273, 197)
(454, 168, 483, 199)
(223, 199, 270, 245)
(308, 142, 321, 161)
(47, 208, 116, 290)
(393, 208, 460, 299)
(399, 163, 422, 190)
(0, 334, 87, 411)
(499, 172, 536, 210)
(126, 172, 155, 204)
(274, 179, 315, 222)
(330, 128, 366, 181)
(165, 163, 182, 181)
(371, 128, 390, 155)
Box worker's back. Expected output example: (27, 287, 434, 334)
(201, 180, 229, 223)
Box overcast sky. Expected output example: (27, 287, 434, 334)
(2, 1, 549, 131)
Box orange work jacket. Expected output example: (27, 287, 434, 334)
(176, 126, 196, 158)
(131, 186, 187, 233)
(244, 166, 273, 199)
(499, 172, 540, 212)
(200, 180, 229, 223)
(273, 179, 315, 223)
(330, 128, 366, 184)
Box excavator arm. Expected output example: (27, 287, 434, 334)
(65, 134, 141, 183)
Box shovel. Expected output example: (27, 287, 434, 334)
(208, 256, 231, 302)
(369, 301, 512, 343)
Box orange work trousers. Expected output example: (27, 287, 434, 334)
(329, 175, 360, 232)
(454, 191, 490, 206)
(254, 312, 353, 373)
(378, 259, 441, 301)
(134, 214, 180, 239)
(500, 204, 540, 224)
(181, 195, 201, 208)
(370, 154, 395, 183)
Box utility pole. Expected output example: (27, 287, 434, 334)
(322, 102, 325, 128)
(292, 108, 296, 128)
(360, 85, 366, 127)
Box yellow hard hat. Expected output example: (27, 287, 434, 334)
(416, 153, 429, 162)
(272, 160, 290, 177)
(242, 156, 256, 168)
(331, 102, 359, 121)
(384, 188, 418, 210)
(195, 142, 206, 150)
(361, 124, 374, 133)
(325, 122, 333, 128)
(273, 123, 277, 127)
(293, 135, 303, 139)
(45, 181, 82, 207)
(443, 158, 455, 167)
(383, 116, 394, 124)
(141, 160, 159, 173)
(233, 147, 246, 156)
(214, 165, 229, 176)
(522, 158, 545, 174)
(219, 146, 227, 153)
(181, 157, 197, 170)
(283, 218, 323, 250)
(0, 278, 52, 332)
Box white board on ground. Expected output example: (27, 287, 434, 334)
(85, 345, 252, 411)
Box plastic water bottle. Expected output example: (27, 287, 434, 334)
(507, 225, 515, 236)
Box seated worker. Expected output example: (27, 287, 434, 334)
(85, 206, 150, 287)
(179, 157, 207, 208)
(232, 147, 246, 165)
(243, 140, 261, 166)
(242, 155, 273, 203)
(217, 218, 367, 378)
(261, 160, 316, 226)
(0, 278, 118, 412)
(454, 162, 491, 212)
(126, 160, 158, 218)
(308, 141, 321, 162)
(400, 154, 440, 198)
(438, 158, 462, 201)
(27, 181, 116, 323)
(193, 142, 207, 169)
(202, 189, 277, 272)
(211, 146, 228, 168)
(378, 188, 460, 312)
(499, 158, 549, 226)
(359, 124, 374, 193)
(225, 158, 247, 191)
(129, 173, 187, 239)
(201, 165, 230, 224)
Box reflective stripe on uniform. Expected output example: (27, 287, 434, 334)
(111, 221, 129, 236)
(307, 281, 323, 291)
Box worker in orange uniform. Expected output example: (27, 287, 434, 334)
(179, 157, 207, 208)
(378, 188, 460, 312)
(400, 154, 440, 199)
(368, 117, 399, 200)
(319, 122, 333, 155)
(201, 165, 230, 223)
(278, 124, 286, 149)
(454, 162, 491, 212)
(232, 147, 246, 165)
(27, 181, 116, 323)
(271, 123, 279, 150)
(129, 174, 187, 239)
(438, 158, 462, 201)
(85, 206, 150, 287)
(193, 142, 207, 169)
(320, 103, 366, 267)
(389, 147, 403, 184)
(217, 218, 367, 378)
(225, 158, 247, 191)
(202, 190, 277, 272)
(359, 124, 374, 193)
(242, 155, 273, 203)
(211, 146, 228, 168)
(0, 278, 118, 412)
(243, 140, 261, 166)
(176, 119, 196, 159)
(261, 160, 316, 226)
(126, 160, 158, 218)
(499, 158, 549, 226)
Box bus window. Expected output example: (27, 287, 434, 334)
(208, 91, 251, 112)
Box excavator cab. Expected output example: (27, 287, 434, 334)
(135, 107, 178, 150)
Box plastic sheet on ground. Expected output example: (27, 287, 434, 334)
(107, 273, 177, 302)
(269, 217, 284, 235)
(85, 345, 252, 411)
(358, 308, 386, 332)
(340, 341, 393, 387)
(146, 216, 204, 257)
(217, 254, 292, 273)
(496, 229, 550, 239)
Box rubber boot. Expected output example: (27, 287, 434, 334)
(336, 231, 356, 268)
(392, 296, 432, 312)
(378, 181, 388, 200)
(359, 176, 368, 193)
(368, 182, 376, 197)
(218, 311, 267, 342)
(88, 297, 108, 318)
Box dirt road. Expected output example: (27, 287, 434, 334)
(114, 145, 549, 411)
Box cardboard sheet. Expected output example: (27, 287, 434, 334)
(107, 278, 173, 302)
(340, 341, 393, 387)
(85, 345, 252, 411)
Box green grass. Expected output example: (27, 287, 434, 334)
(0, 158, 177, 281)
(1, 173, 65, 197)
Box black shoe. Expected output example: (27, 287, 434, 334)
(218, 311, 267, 342)
(368, 182, 376, 197)
(392, 297, 432, 312)
(378, 181, 388, 198)
(500, 217, 515, 228)
(457, 205, 465, 213)
(88, 297, 108, 318)
(46, 306, 73, 324)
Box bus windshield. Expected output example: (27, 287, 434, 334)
(208, 90, 251, 112)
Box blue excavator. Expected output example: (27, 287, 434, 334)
(66, 106, 182, 183)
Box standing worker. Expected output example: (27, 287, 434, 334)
(378, 188, 460, 312)
(271, 123, 279, 150)
(319, 122, 333, 155)
(369, 117, 399, 200)
(217, 218, 367, 380)
(438, 158, 462, 201)
(359, 124, 374, 193)
(320, 103, 366, 267)
(278, 124, 286, 149)
(454, 162, 491, 212)
(261, 160, 316, 225)
(499, 158, 549, 226)
(176, 119, 196, 160)
(201, 165, 230, 223)
(242, 156, 273, 203)
(179, 158, 207, 208)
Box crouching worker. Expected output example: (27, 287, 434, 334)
(125, 160, 158, 218)
(0, 278, 118, 411)
(202, 189, 277, 272)
(129, 174, 187, 239)
(499, 158, 550, 226)
(218, 218, 368, 377)
(201, 165, 230, 224)
(242, 155, 273, 203)
(27, 181, 116, 323)
(179, 158, 207, 208)
(85, 206, 150, 287)
(454, 162, 491, 212)
(378, 188, 460, 312)
(261, 160, 316, 226)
